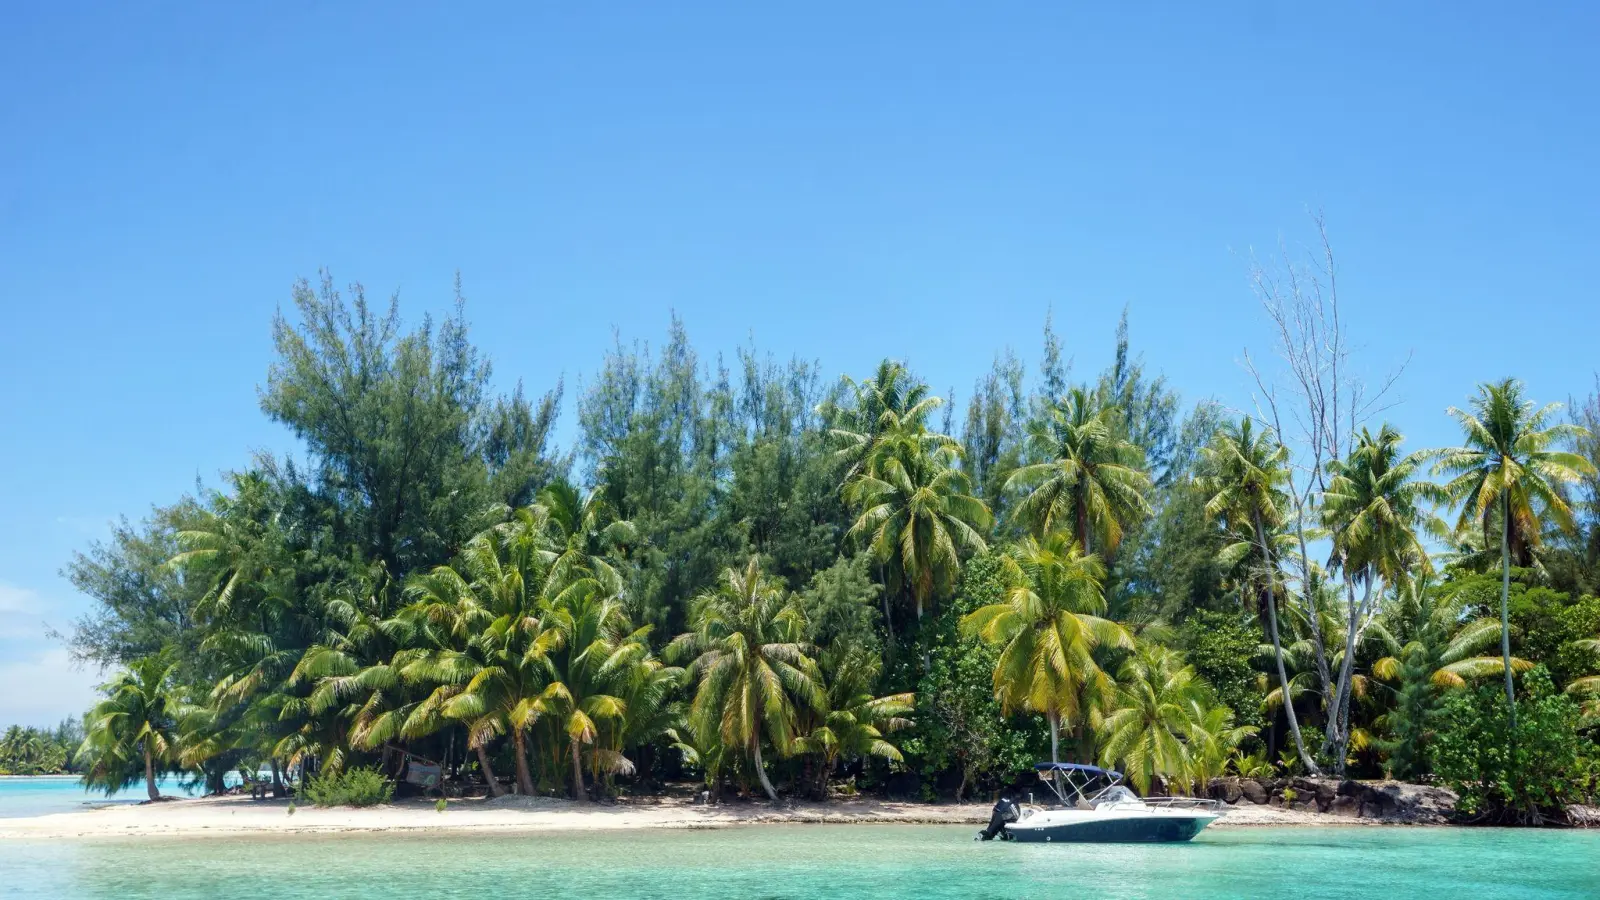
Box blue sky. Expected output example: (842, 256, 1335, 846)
(2, 2, 1597, 725)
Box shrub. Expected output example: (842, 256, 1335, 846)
(301, 766, 394, 808)
(1431, 666, 1595, 824)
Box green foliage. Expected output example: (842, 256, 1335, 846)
(302, 766, 394, 808)
(798, 554, 883, 657)
(902, 555, 1038, 798)
(262, 273, 563, 577)
(0, 720, 81, 775)
(1431, 667, 1594, 823)
(64, 507, 207, 671)
(1178, 611, 1266, 733)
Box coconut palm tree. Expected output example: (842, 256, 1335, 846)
(827, 359, 942, 485)
(532, 589, 633, 802)
(396, 522, 573, 796)
(845, 432, 991, 621)
(960, 533, 1132, 763)
(536, 477, 637, 597)
(1186, 704, 1259, 790)
(1097, 646, 1212, 794)
(791, 649, 914, 798)
(1007, 386, 1152, 553)
(1319, 424, 1443, 773)
(670, 557, 821, 801)
(80, 652, 183, 800)
(1371, 579, 1532, 779)
(1198, 417, 1319, 774)
(1566, 636, 1600, 724)
(1431, 379, 1595, 719)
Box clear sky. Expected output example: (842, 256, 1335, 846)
(2, 2, 1597, 725)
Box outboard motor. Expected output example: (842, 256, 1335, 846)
(977, 794, 1020, 841)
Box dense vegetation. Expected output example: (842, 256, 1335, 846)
(0, 720, 82, 775)
(55, 269, 1600, 822)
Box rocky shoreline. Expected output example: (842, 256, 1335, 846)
(1204, 777, 1458, 823)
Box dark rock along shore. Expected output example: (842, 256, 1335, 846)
(1205, 777, 1458, 824)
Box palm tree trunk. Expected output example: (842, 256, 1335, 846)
(476, 744, 505, 798)
(1254, 510, 1321, 776)
(1076, 494, 1090, 555)
(270, 758, 283, 799)
(878, 561, 894, 647)
(751, 738, 779, 801)
(512, 730, 536, 796)
(1048, 710, 1060, 764)
(569, 738, 588, 802)
(1074, 718, 1097, 766)
(1500, 490, 1517, 727)
(144, 745, 158, 801)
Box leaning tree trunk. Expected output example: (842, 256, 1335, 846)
(475, 744, 505, 798)
(569, 739, 588, 803)
(512, 730, 536, 796)
(1500, 490, 1518, 727)
(270, 757, 284, 799)
(751, 738, 779, 801)
(1253, 511, 1321, 776)
(1047, 710, 1061, 764)
(144, 745, 158, 801)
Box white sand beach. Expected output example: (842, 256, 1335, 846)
(0, 792, 1351, 840)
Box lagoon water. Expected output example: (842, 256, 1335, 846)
(0, 776, 214, 818)
(1, 824, 1596, 899)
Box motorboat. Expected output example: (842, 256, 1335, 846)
(1005, 762, 1222, 843)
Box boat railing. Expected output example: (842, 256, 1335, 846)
(1139, 796, 1226, 812)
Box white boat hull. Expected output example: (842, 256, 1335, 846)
(1007, 807, 1218, 843)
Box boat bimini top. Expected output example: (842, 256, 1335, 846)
(1032, 763, 1126, 808)
(1030, 762, 1221, 812)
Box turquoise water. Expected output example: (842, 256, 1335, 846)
(1, 825, 1596, 899)
(0, 776, 219, 818)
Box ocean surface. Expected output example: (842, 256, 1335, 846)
(1, 824, 1596, 899)
(0, 775, 222, 818)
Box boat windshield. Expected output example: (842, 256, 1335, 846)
(1091, 786, 1142, 807)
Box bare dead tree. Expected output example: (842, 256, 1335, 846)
(1240, 211, 1407, 777)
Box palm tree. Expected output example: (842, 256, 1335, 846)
(397, 522, 573, 796)
(845, 431, 991, 621)
(791, 649, 914, 798)
(81, 653, 183, 801)
(670, 557, 821, 800)
(1371, 579, 1532, 779)
(1097, 646, 1212, 795)
(827, 359, 941, 484)
(533, 589, 633, 802)
(1566, 636, 1600, 724)
(1186, 705, 1259, 790)
(1007, 386, 1153, 553)
(537, 478, 637, 597)
(1432, 379, 1595, 719)
(1319, 424, 1443, 773)
(1198, 417, 1319, 774)
(960, 533, 1132, 763)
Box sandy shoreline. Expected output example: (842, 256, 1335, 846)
(0, 792, 1361, 840)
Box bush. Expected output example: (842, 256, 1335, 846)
(1431, 666, 1595, 824)
(301, 766, 394, 808)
